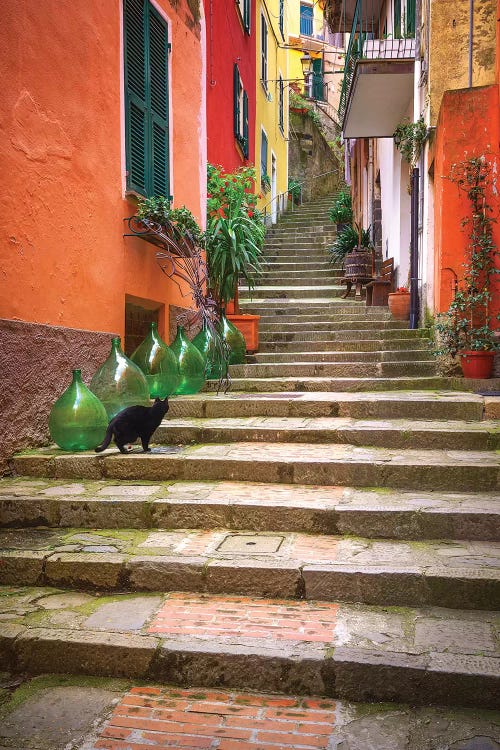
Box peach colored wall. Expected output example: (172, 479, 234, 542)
(433, 86, 500, 323)
(0, 0, 205, 344)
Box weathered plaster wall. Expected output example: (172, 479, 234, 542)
(429, 0, 497, 124)
(288, 112, 341, 201)
(0, 320, 117, 473)
(433, 86, 500, 321)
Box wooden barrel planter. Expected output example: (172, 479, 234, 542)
(344, 249, 373, 280)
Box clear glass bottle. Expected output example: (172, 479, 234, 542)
(90, 337, 150, 418)
(49, 369, 108, 451)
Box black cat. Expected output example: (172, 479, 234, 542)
(95, 397, 169, 454)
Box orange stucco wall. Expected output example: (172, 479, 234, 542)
(433, 85, 500, 323)
(0, 0, 205, 343)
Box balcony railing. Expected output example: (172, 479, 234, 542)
(338, 0, 416, 125)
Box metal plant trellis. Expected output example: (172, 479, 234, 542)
(124, 215, 230, 392)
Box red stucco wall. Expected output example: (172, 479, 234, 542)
(0, 0, 205, 343)
(204, 0, 256, 170)
(433, 85, 500, 323)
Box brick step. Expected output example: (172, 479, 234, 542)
(259, 320, 409, 332)
(1, 528, 499, 609)
(248, 350, 435, 363)
(207, 376, 500, 393)
(2, 587, 498, 707)
(13, 442, 500, 492)
(2, 478, 497, 541)
(258, 339, 431, 353)
(167, 391, 486, 421)
(227, 362, 437, 379)
(154, 416, 499, 451)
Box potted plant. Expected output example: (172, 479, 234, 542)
(388, 286, 410, 321)
(434, 156, 499, 379)
(289, 91, 310, 115)
(329, 188, 353, 233)
(327, 224, 371, 267)
(206, 164, 265, 352)
(136, 197, 204, 246)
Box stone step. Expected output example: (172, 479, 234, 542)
(259, 275, 342, 287)
(13, 442, 500, 492)
(263, 261, 332, 270)
(3, 587, 498, 707)
(227, 362, 437, 379)
(1, 478, 497, 541)
(259, 320, 409, 332)
(154, 416, 499, 451)
(207, 375, 498, 392)
(167, 391, 486, 421)
(257, 339, 431, 353)
(241, 299, 363, 310)
(254, 312, 393, 322)
(248, 350, 435, 363)
(1, 527, 499, 610)
(258, 329, 429, 342)
(240, 286, 345, 300)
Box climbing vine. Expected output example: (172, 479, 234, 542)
(393, 116, 427, 167)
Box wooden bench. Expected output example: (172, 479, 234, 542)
(365, 258, 394, 306)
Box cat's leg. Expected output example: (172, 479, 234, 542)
(141, 436, 151, 452)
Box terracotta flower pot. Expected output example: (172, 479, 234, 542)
(388, 292, 410, 321)
(459, 350, 495, 379)
(227, 314, 260, 353)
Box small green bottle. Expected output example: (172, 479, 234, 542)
(170, 325, 206, 395)
(49, 369, 108, 451)
(90, 337, 150, 418)
(131, 322, 180, 398)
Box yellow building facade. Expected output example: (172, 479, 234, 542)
(255, 0, 289, 222)
(288, 0, 326, 94)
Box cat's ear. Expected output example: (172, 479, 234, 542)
(154, 397, 161, 403)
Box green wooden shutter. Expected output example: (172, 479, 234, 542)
(233, 64, 241, 138)
(394, 0, 401, 37)
(244, 0, 251, 33)
(279, 0, 284, 37)
(312, 58, 324, 101)
(243, 90, 249, 158)
(148, 4, 169, 197)
(405, 0, 416, 37)
(124, 0, 148, 194)
(261, 130, 268, 177)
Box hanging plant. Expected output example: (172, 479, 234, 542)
(393, 116, 427, 168)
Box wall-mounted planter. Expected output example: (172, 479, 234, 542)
(227, 314, 260, 353)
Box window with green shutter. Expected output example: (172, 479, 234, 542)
(261, 13, 268, 90)
(278, 75, 284, 134)
(405, 0, 416, 37)
(124, 0, 170, 198)
(237, 0, 251, 33)
(279, 0, 284, 38)
(234, 64, 249, 159)
(394, 0, 402, 38)
(261, 129, 268, 177)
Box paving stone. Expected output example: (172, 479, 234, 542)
(84, 597, 162, 631)
(45, 553, 126, 589)
(37, 592, 94, 610)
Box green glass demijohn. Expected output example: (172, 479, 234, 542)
(90, 337, 150, 419)
(218, 311, 246, 364)
(130, 322, 180, 398)
(170, 325, 206, 395)
(49, 369, 108, 451)
(192, 322, 226, 380)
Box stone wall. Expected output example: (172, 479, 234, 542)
(288, 111, 342, 203)
(0, 319, 117, 474)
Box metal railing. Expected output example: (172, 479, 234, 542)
(338, 0, 416, 125)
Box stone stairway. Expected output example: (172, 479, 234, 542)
(1, 196, 499, 742)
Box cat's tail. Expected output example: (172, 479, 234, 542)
(95, 423, 113, 452)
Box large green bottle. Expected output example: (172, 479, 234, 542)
(192, 322, 226, 380)
(49, 369, 108, 451)
(90, 337, 150, 418)
(170, 325, 206, 395)
(130, 322, 180, 398)
(218, 312, 246, 364)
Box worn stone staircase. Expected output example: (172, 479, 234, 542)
(1, 197, 499, 736)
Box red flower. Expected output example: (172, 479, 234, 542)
(258, 194, 263, 199)
(248, 210, 254, 218)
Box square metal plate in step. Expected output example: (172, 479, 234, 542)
(217, 534, 285, 554)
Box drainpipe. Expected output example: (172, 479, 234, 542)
(410, 167, 420, 329)
(469, 0, 474, 88)
(368, 139, 374, 243)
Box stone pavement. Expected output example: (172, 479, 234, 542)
(1, 196, 500, 745)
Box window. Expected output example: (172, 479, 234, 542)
(261, 13, 268, 89)
(394, 0, 401, 37)
(279, 0, 284, 38)
(278, 75, 284, 134)
(311, 57, 324, 101)
(237, 0, 251, 33)
(300, 3, 313, 36)
(405, 0, 416, 37)
(234, 65, 249, 158)
(124, 0, 170, 198)
(261, 129, 268, 179)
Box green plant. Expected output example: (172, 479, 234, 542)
(393, 117, 427, 167)
(289, 91, 309, 110)
(329, 188, 353, 225)
(328, 224, 371, 265)
(261, 173, 271, 192)
(205, 164, 265, 306)
(288, 178, 301, 205)
(435, 157, 499, 357)
(137, 197, 204, 245)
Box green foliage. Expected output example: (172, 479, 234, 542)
(288, 178, 301, 205)
(328, 224, 371, 265)
(329, 188, 353, 225)
(434, 157, 500, 356)
(261, 172, 271, 192)
(136, 197, 204, 245)
(393, 116, 427, 167)
(205, 164, 265, 305)
(289, 91, 323, 132)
